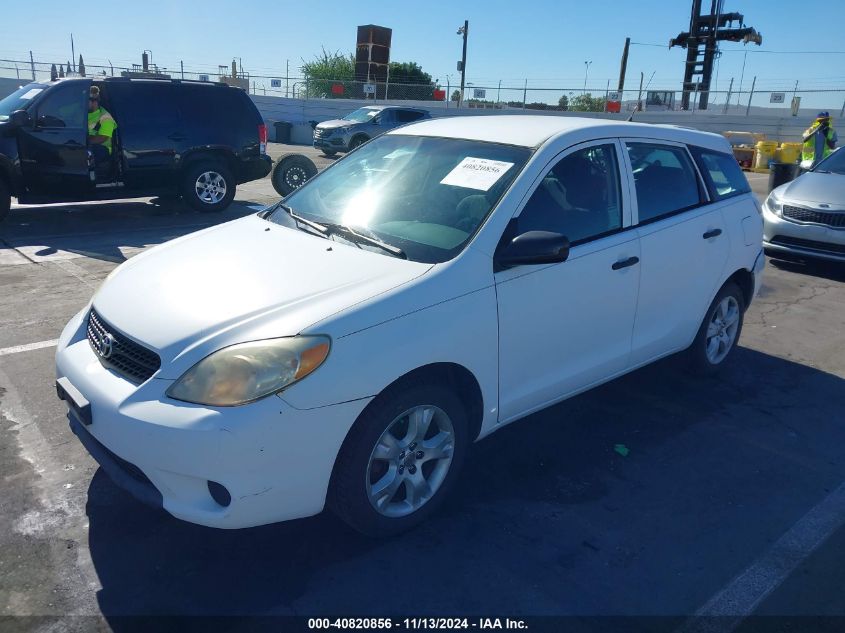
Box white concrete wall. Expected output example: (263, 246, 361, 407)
(251, 94, 815, 145)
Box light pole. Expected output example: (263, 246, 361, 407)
(583, 60, 592, 94)
(457, 20, 468, 108)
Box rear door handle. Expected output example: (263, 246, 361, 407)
(703, 228, 723, 239)
(612, 256, 639, 270)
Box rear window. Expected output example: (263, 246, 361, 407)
(689, 146, 751, 200)
(395, 110, 426, 123)
(177, 85, 258, 137)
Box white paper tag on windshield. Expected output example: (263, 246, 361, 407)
(20, 88, 43, 100)
(440, 157, 514, 191)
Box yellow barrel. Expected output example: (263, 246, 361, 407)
(778, 142, 802, 164)
(755, 141, 778, 169)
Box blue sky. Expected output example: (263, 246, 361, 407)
(2, 0, 844, 105)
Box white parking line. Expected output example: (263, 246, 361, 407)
(676, 479, 845, 633)
(0, 339, 59, 357)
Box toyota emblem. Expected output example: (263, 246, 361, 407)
(96, 332, 115, 359)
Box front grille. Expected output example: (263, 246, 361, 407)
(771, 235, 845, 256)
(87, 310, 161, 383)
(782, 204, 845, 228)
(314, 128, 331, 138)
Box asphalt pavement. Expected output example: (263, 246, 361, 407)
(2, 147, 844, 631)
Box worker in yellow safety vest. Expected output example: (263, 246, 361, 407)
(801, 111, 837, 169)
(87, 85, 117, 167)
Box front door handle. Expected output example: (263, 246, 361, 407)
(612, 256, 640, 270)
(703, 228, 723, 239)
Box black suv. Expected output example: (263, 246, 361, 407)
(0, 77, 271, 222)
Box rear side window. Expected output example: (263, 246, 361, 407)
(178, 86, 256, 137)
(627, 142, 703, 224)
(395, 110, 426, 123)
(689, 146, 751, 200)
(110, 84, 179, 131)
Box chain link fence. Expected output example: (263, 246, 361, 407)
(2, 56, 844, 119)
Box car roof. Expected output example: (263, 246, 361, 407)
(389, 115, 730, 152)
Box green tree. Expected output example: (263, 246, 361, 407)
(569, 92, 606, 112)
(558, 94, 569, 110)
(451, 89, 461, 102)
(300, 48, 355, 98)
(387, 61, 436, 100)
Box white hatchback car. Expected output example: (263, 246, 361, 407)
(56, 116, 764, 536)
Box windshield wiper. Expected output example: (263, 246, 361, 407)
(274, 203, 331, 237)
(322, 222, 407, 259)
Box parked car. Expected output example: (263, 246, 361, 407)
(56, 116, 764, 536)
(313, 105, 429, 156)
(763, 148, 845, 262)
(0, 77, 271, 222)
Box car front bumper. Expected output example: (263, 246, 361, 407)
(763, 203, 845, 263)
(55, 308, 370, 529)
(313, 131, 351, 152)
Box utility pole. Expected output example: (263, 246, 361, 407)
(457, 20, 468, 107)
(286, 59, 290, 98)
(180, 60, 184, 80)
(637, 72, 644, 111)
(29, 51, 35, 80)
(71, 34, 75, 72)
(583, 60, 592, 94)
(618, 37, 630, 100)
(745, 75, 756, 115)
(723, 77, 734, 114)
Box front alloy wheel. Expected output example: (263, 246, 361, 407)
(331, 383, 468, 537)
(366, 405, 455, 518)
(687, 281, 745, 375)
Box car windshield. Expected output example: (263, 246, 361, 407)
(813, 148, 845, 175)
(266, 134, 531, 264)
(342, 107, 381, 123)
(0, 83, 47, 121)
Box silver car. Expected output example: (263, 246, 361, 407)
(763, 149, 845, 263)
(313, 106, 429, 157)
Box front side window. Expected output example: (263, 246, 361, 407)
(35, 85, 86, 129)
(689, 146, 751, 200)
(342, 107, 380, 123)
(627, 142, 702, 224)
(515, 143, 622, 245)
(266, 134, 531, 263)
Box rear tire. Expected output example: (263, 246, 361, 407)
(330, 383, 469, 537)
(181, 161, 236, 212)
(271, 153, 318, 196)
(686, 281, 745, 375)
(0, 178, 10, 224)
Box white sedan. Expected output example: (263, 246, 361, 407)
(56, 115, 764, 536)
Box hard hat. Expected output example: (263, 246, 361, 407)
(817, 111, 830, 119)
(89, 85, 100, 100)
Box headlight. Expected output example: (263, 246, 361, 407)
(166, 336, 330, 407)
(765, 193, 783, 216)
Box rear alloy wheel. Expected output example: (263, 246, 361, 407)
(271, 153, 318, 196)
(687, 281, 745, 375)
(0, 178, 10, 224)
(181, 161, 236, 212)
(331, 383, 468, 537)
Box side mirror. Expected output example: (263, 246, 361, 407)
(496, 231, 570, 269)
(10, 109, 32, 128)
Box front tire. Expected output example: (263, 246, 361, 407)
(330, 383, 469, 537)
(271, 153, 318, 196)
(687, 281, 745, 375)
(348, 135, 368, 151)
(0, 178, 10, 224)
(181, 161, 236, 212)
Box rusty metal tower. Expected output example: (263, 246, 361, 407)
(670, 0, 762, 110)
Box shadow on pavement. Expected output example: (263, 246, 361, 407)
(86, 348, 845, 621)
(0, 199, 264, 264)
(768, 257, 845, 283)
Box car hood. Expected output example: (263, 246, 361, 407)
(92, 215, 432, 378)
(317, 119, 360, 130)
(779, 171, 845, 206)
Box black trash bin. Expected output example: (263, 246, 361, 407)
(273, 121, 292, 144)
(768, 162, 799, 192)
